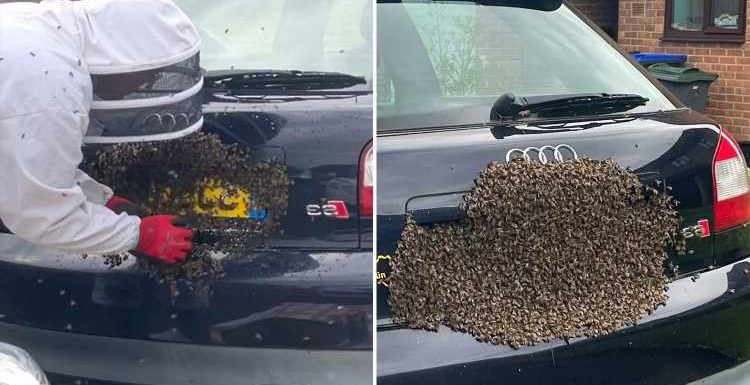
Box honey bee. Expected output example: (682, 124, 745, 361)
(390, 158, 679, 348)
(82, 131, 290, 296)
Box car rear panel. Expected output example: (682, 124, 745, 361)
(378, 255, 750, 385)
(0, 318, 372, 385)
(376, 109, 750, 383)
(0, 96, 373, 383)
(378, 109, 724, 299)
(192, 96, 373, 250)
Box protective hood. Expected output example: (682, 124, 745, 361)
(73, 0, 204, 143)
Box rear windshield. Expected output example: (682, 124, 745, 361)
(176, 0, 373, 83)
(377, 1, 675, 131)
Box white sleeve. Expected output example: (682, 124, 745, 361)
(0, 110, 140, 255)
(74, 169, 114, 206)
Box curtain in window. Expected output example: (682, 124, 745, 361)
(672, 0, 705, 30)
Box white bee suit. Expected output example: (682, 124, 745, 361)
(0, 342, 48, 385)
(0, 0, 202, 255)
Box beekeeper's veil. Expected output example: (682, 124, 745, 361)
(75, 0, 203, 143)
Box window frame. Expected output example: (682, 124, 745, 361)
(664, 0, 747, 43)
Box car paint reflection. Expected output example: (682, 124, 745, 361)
(0, 234, 371, 350)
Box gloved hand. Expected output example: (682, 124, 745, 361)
(106, 196, 146, 217)
(133, 215, 193, 264)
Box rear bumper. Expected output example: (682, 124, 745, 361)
(378, 255, 750, 385)
(0, 321, 372, 385)
(0, 236, 373, 384)
(687, 359, 750, 385)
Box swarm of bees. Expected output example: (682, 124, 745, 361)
(389, 159, 680, 348)
(83, 131, 289, 295)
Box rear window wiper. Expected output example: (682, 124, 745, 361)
(490, 93, 649, 121)
(205, 69, 367, 92)
(379, 0, 563, 12)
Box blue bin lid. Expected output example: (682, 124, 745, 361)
(631, 52, 688, 65)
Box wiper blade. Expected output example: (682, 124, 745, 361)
(490, 93, 649, 121)
(205, 69, 367, 91)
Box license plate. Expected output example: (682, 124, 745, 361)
(193, 183, 268, 221)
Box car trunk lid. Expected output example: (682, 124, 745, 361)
(377, 110, 722, 319)
(202, 90, 373, 250)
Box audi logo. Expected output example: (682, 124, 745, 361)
(143, 113, 190, 130)
(505, 144, 579, 164)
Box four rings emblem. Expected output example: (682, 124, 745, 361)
(143, 113, 191, 130)
(505, 144, 579, 164)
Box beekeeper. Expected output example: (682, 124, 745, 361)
(0, 0, 206, 264)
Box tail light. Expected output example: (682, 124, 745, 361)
(359, 141, 374, 217)
(712, 129, 750, 232)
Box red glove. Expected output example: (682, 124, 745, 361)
(133, 215, 193, 264)
(106, 196, 146, 217)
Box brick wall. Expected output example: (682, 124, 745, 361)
(619, 0, 750, 142)
(569, 0, 620, 38)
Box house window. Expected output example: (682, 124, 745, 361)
(665, 0, 746, 42)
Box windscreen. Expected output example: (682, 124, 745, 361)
(377, 1, 676, 131)
(176, 0, 373, 83)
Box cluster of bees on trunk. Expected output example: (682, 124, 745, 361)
(389, 159, 681, 348)
(83, 131, 289, 295)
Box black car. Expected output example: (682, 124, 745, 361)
(376, 1, 750, 384)
(0, 1, 373, 384)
